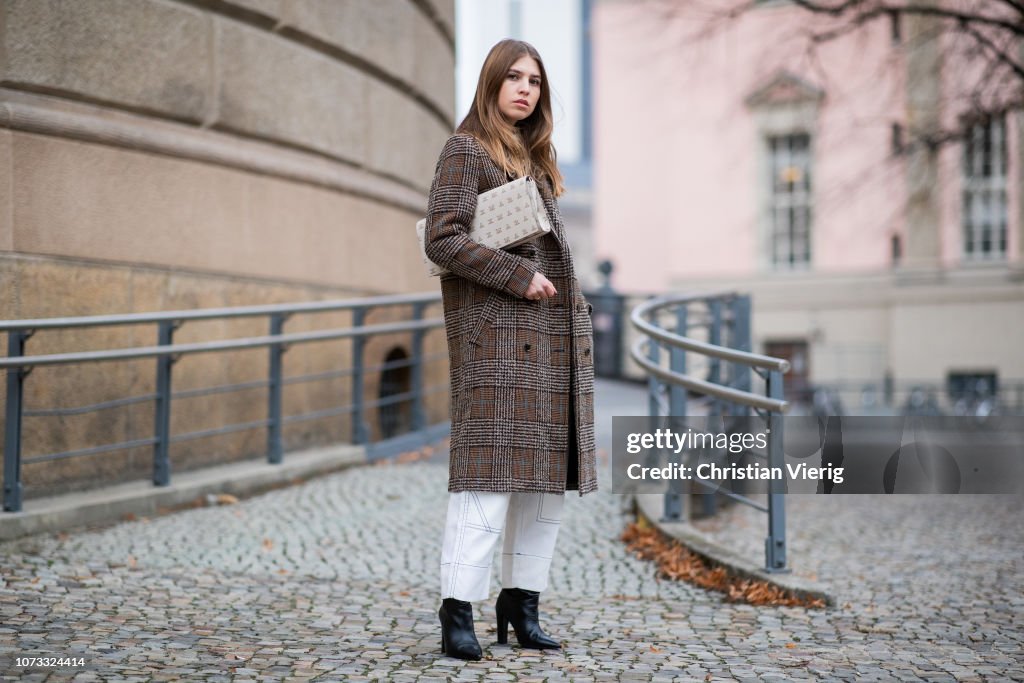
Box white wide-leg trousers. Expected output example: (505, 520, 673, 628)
(440, 491, 564, 602)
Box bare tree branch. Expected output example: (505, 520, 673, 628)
(803, 7, 887, 43)
(790, 0, 1024, 37)
(667, 0, 1023, 154)
(962, 22, 1024, 81)
(995, 0, 1024, 20)
(782, 0, 1024, 150)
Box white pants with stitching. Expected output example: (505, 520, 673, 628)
(440, 491, 564, 602)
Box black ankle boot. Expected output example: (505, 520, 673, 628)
(495, 588, 560, 649)
(438, 598, 483, 660)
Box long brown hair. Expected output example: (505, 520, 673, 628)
(457, 39, 565, 197)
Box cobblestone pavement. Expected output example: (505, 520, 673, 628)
(1, 380, 1022, 681)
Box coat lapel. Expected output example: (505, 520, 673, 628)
(534, 176, 566, 250)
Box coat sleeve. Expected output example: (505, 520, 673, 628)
(424, 134, 536, 298)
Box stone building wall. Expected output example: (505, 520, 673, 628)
(0, 0, 455, 498)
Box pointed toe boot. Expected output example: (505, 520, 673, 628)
(438, 598, 483, 660)
(495, 588, 560, 650)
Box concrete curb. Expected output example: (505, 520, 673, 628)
(0, 444, 366, 542)
(633, 493, 835, 607)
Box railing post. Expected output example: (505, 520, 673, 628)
(647, 331, 660, 419)
(663, 304, 687, 521)
(707, 299, 722, 388)
(727, 296, 753, 503)
(410, 302, 427, 432)
(352, 307, 369, 445)
(732, 296, 752, 398)
(153, 321, 176, 487)
(669, 305, 688, 416)
(644, 324, 663, 477)
(699, 299, 725, 517)
(4, 330, 31, 512)
(765, 368, 789, 573)
(267, 313, 287, 465)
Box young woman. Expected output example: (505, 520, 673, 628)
(423, 39, 598, 661)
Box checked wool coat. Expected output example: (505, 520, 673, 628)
(424, 133, 598, 496)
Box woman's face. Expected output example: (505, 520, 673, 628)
(497, 55, 542, 124)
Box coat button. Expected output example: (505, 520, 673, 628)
(584, 347, 591, 356)
(524, 343, 532, 352)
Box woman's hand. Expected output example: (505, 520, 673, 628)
(525, 272, 557, 300)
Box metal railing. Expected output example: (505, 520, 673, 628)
(2, 292, 447, 513)
(630, 292, 792, 573)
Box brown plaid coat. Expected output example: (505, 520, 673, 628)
(424, 133, 598, 496)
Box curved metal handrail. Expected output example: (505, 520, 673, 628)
(630, 292, 790, 413)
(627, 290, 792, 573)
(630, 340, 787, 413)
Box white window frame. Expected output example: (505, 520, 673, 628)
(750, 101, 819, 272)
(767, 132, 813, 268)
(962, 114, 1008, 261)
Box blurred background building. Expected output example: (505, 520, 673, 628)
(593, 0, 1024, 415)
(0, 0, 454, 495)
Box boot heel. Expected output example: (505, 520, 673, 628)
(496, 609, 509, 645)
(440, 637, 446, 654)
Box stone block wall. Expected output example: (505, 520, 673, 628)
(0, 0, 456, 498)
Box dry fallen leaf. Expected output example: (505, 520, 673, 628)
(262, 538, 274, 551)
(785, 643, 797, 649)
(621, 522, 826, 608)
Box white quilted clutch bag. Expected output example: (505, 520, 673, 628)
(416, 175, 553, 277)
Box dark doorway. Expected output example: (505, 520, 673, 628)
(378, 347, 412, 439)
(764, 340, 810, 402)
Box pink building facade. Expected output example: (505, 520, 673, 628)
(593, 0, 1024, 410)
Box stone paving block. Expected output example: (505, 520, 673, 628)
(0, 445, 1021, 679)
